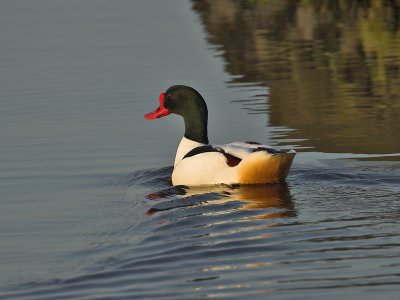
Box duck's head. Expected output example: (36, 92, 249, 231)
(144, 85, 209, 144)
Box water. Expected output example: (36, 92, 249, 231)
(1, 0, 400, 299)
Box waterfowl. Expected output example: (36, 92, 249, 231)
(144, 85, 296, 186)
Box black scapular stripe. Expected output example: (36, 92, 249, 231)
(183, 145, 225, 160)
(183, 145, 242, 167)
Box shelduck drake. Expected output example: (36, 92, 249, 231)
(144, 85, 296, 186)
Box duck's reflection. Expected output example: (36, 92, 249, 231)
(146, 182, 296, 219)
(232, 184, 296, 219)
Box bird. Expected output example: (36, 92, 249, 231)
(144, 85, 296, 186)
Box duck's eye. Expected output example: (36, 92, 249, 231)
(166, 94, 172, 99)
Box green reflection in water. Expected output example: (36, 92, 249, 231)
(192, 0, 400, 154)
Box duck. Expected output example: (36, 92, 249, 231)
(144, 85, 296, 186)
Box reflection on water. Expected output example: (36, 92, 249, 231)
(147, 182, 296, 219)
(192, 0, 400, 154)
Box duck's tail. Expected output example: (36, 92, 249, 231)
(237, 150, 296, 184)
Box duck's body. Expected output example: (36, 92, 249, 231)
(145, 85, 296, 186)
(172, 137, 295, 185)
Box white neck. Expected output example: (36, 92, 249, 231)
(174, 136, 205, 167)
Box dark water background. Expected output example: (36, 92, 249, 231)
(1, 0, 399, 299)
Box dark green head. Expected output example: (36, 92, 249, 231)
(144, 85, 209, 144)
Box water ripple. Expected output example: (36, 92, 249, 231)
(3, 157, 400, 300)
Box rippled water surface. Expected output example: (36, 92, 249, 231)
(1, 0, 400, 299)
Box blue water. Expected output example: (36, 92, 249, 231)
(1, 1, 400, 299)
